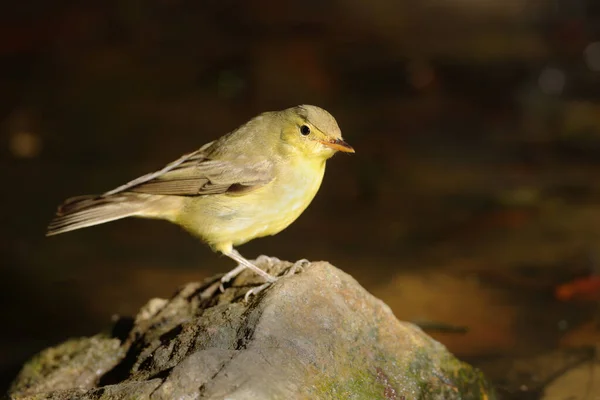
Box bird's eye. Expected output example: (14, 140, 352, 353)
(300, 125, 311, 136)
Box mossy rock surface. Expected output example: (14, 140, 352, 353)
(9, 259, 494, 399)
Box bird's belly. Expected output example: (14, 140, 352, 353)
(180, 163, 325, 248)
(233, 185, 314, 242)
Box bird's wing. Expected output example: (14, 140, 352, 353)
(102, 143, 274, 197)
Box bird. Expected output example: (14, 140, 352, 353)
(47, 105, 354, 288)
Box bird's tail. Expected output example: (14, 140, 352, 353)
(46, 193, 178, 236)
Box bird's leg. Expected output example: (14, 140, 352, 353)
(220, 264, 247, 288)
(220, 254, 281, 292)
(220, 255, 281, 286)
(221, 248, 278, 284)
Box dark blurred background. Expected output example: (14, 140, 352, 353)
(2, 0, 600, 397)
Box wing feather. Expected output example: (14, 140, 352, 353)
(102, 143, 274, 197)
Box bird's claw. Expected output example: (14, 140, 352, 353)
(221, 257, 306, 299)
(219, 264, 247, 292)
(243, 259, 308, 302)
(287, 259, 309, 276)
(219, 259, 278, 293)
(244, 281, 274, 302)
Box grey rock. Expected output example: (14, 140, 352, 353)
(9, 259, 494, 399)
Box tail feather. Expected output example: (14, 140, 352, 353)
(47, 194, 154, 236)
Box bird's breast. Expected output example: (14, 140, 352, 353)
(182, 158, 327, 247)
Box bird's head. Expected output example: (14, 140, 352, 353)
(278, 105, 354, 160)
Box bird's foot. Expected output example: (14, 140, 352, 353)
(243, 280, 278, 302)
(243, 259, 309, 302)
(219, 255, 278, 292)
(287, 259, 309, 276)
(221, 248, 277, 289)
(219, 264, 246, 292)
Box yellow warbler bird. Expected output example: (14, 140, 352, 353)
(47, 105, 354, 285)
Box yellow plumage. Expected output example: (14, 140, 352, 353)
(179, 155, 326, 252)
(47, 105, 354, 284)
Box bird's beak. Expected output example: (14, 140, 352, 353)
(318, 138, 355, 153)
